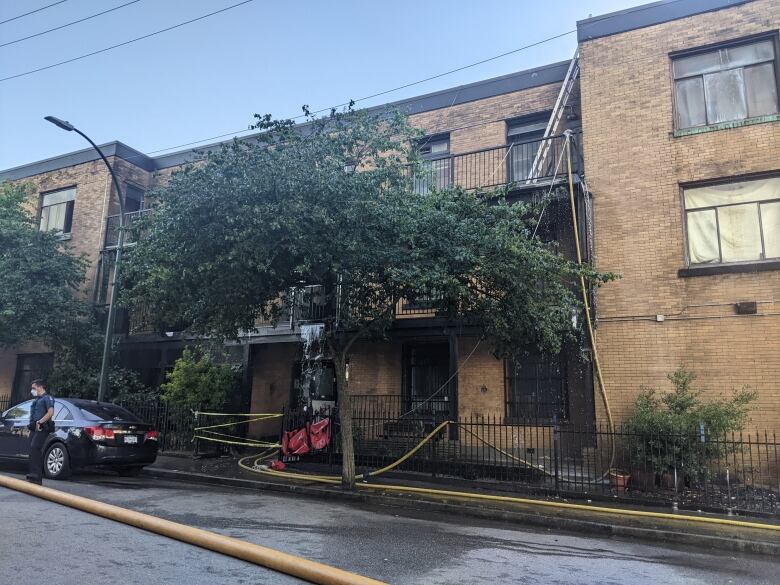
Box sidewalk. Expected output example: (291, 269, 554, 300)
(145, 454, 780, 556)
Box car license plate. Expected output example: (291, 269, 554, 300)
(124, 435, 138, 444)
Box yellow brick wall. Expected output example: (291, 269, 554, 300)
(248, 343, 298, 437)
(347, 340, 403, 396)
(580, 0, 780, 432)
(409, 82, 565, 154)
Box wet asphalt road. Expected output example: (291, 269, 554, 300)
(0, 465, 778, 585)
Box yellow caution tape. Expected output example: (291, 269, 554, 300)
(195, 411, 284, 417)
(194, 435, 281, 448)
(195, 414, 282, 432)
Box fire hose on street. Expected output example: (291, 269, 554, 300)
(0, 473, 387, 585)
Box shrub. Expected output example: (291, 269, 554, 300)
(624, 366, 757, 482)
(160, 348, 240, 411)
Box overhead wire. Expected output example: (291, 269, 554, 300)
(0, 0, 67, 26)
(0, 0, 256, 82)
(0, 0, 142, 49)
(74, 0, 693, 158)
(130, 31, 580, 158)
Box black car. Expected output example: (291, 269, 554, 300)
(0, 398, 158, 479)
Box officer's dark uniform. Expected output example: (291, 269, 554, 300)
(28, 393, 55, 483)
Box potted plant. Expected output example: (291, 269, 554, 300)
(624, 367, 756, 492)
(609, 469, 631, 494)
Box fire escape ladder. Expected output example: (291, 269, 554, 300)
(526, 50, 580, 183)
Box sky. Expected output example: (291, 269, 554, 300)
(0, 0, 642, 170)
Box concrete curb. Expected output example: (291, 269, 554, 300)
(143, 467, 780, 556)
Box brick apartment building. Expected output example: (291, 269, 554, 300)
(1, 0, 778, 440)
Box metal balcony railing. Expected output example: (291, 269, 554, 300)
(103, 208, 153, 249)
(410, 133, 578, 194)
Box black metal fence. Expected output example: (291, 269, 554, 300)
(285, 398, 779, 516)
(115, 397, 196, 453)
(0, 396, 9, 414)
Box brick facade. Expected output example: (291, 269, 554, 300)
(1, 0, 777, 443)
(580, 0, 780, 430)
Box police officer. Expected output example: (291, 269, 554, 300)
(27, 379, 55, 485)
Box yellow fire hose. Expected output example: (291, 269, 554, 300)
(235, 418, 780, 534)
(0, 474, 387, 585)
(238, 452, 780, 534)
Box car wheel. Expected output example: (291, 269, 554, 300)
(116, 466, 143, 477)
(43, 443, 71, 480)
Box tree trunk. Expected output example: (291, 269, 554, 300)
(334, 354, 356, 489)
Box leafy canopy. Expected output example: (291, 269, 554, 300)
(45, 308, 153, 402)
(123, 108, 613, 359)
(0, 182, 86, 346)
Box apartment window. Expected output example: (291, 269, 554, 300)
(505, 352, 567, 423)
(124, 184, 145, 213)
(507, 113, 549, 182)
(684, 176, 780, 265)
(403, 343, 450, 414)
(673, 36, 779, 129)
(39, 187, 75, 235)
(413, 135, 451, 194)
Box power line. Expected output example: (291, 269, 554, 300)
(0, 0, 255, 82)
(144, 31, 578, 156)
(0, 0, 142, 49)
(123, 0, 704, 158)
(0, 0, 67, 26)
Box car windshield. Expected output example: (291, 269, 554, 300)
(77, 403, 140, 422)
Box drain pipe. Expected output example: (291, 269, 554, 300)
(0, 474, 386, 585)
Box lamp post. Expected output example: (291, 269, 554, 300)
(45, 116, 126, 402)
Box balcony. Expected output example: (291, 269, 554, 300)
(410, 133, 578, 194)
(103, 208, 153, 249)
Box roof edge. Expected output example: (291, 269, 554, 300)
(577, 0, 753, 43)
(0, 141, 155, 182)
(1, 59, 571, 178)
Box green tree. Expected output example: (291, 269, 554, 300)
(0, 182, 86, 346)
(123, 108, 614, 488)
(45, 308, 154, 401)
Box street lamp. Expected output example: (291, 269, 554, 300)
(45, 116, 126, 403)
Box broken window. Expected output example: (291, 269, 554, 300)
(684, 176, 780, 264)
(673, 37, 779, 129)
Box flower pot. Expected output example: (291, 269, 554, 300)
(609, 471, 631, 494)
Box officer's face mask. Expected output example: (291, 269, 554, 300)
(30, 389, 38, 397)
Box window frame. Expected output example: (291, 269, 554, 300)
(503, 352, 568, 426)
(123, 182, 145, 213)
(39, 185, 76, 236)
(680, 172, 780, 269)
(413, 133, 452, 194)
(505, 112, 551, 183)
(670, 32, 780, 131)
